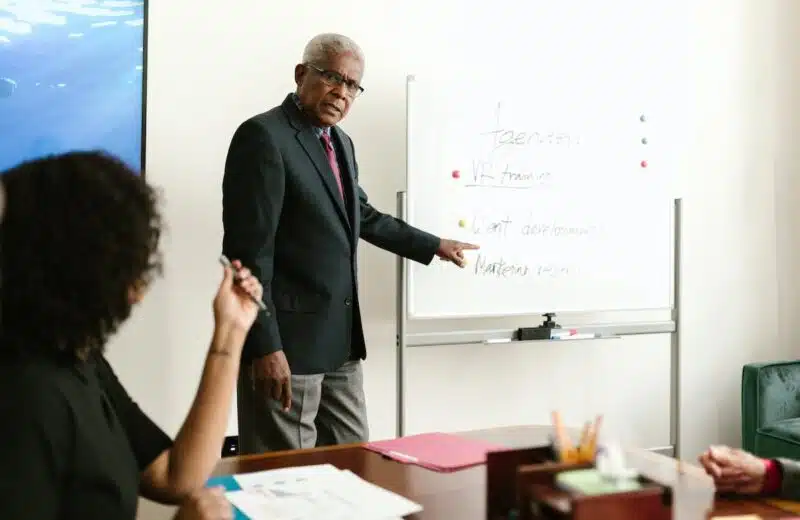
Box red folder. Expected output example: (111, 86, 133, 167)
(364, 432, 507, 472)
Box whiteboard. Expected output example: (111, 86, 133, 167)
(405, 7, 683, 318)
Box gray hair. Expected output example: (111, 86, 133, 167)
(301, 33, 365, 68)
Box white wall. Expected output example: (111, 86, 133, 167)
(107, 1, 800, 518)
(678, 0, 780, 456)
(776, 0, 800, 355)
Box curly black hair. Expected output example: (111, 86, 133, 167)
(0, 151, 163, 360)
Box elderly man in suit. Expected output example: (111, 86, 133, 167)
(699, 445, 800, 500)
(222, 33, 478, 454)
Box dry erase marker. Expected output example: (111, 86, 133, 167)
(485, 338, 513, 344)
(219, 255, 268, 312)
(550, 329, 602, 340)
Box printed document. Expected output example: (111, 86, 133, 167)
(225, 464, 422, 520)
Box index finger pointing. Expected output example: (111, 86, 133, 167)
(459, 242, 480, 250)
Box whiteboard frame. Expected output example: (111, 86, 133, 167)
(403, 74, 674, 319)
(397, 73, 682, 454)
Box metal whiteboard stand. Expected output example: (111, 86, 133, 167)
(395, 192, 683, 459)
(670, 198, 682, 458)
(395, 190, 410, 441)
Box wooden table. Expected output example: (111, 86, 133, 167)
(212, 426, 797, 519)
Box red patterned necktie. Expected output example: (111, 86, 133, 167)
(320, 133, 344, 200)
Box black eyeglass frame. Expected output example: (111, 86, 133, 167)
(305, 63, 365, 97)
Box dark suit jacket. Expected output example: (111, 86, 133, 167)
(222, 94, 440, 375)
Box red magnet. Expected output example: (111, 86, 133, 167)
(451, 170, 460, 179)
(640, 160, 648, 168)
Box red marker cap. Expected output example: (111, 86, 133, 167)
(451, 170, 460, 179)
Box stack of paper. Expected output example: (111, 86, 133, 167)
(222, 464, 422, 520)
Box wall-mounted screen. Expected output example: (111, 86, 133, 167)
(0, 1, 146, 173)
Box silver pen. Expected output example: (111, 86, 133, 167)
(219, 254, 268, 312)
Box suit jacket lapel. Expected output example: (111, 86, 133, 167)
(283, 95, 350, 231)
(295, 131, 350, 226)
(331, 126, 359, 232)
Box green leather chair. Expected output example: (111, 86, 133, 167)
(742, 361, 800, 459)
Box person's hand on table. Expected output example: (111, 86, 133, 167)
(173, 486, 233, 520)
(698, 445, 767, 494)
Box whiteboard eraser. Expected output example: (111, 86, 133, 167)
(516, 327, 551, 341)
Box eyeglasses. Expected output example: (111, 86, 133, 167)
(305, 64, 364, 98)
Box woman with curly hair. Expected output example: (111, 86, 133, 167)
(0, 151, 263, 520)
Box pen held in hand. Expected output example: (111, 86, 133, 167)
(219, 254, 268, 312)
